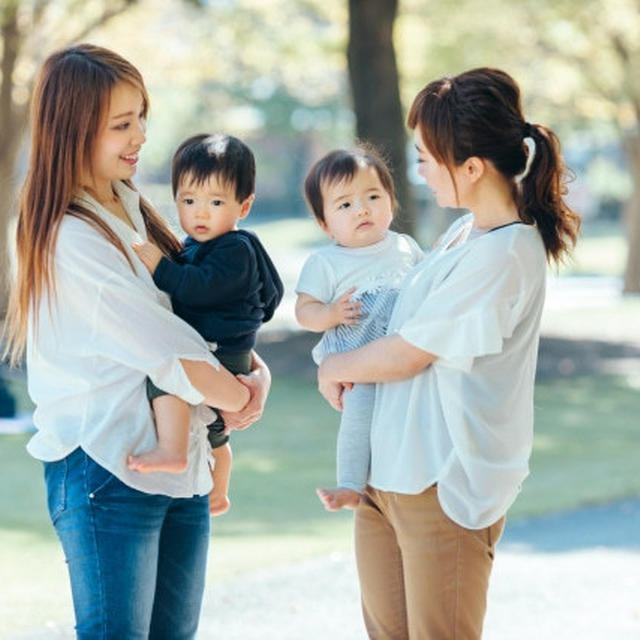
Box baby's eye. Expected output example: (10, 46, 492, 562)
(338, 201, 351, 210)
(369, 194, 380, 201)
(182, 198, 194, 205)
(212, 199, 223, 206)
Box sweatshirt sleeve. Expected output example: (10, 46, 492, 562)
(153, 240, 254, 307)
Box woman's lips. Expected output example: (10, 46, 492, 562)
(120, 153, 139, 166)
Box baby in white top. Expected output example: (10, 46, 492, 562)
(295, 146, 422, 510)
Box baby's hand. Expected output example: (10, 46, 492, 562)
(132, 242, 163, 274)
(330, 286, 362, 326)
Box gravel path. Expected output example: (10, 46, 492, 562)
(196, 497, 640, 639)
(9, 498, 640, 639)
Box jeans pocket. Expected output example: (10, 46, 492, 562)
(43, 458, 67, 524)
(84, 454, 118, 499)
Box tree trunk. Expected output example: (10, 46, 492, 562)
(0, 3, 25, 316)
(0, 0, 141, 315)
(623, 132, 640, 293)
(347, 0, 416, 236)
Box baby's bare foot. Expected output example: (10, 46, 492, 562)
(209, 493, 231, 516)
(316, 487, 361, 511)
(127, 449, 187, 474)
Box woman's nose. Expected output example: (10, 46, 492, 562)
(133, 119, 146, 145)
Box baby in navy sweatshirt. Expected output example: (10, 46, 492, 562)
(128, 133, 283, 515)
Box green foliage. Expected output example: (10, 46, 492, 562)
(517, 374, 640, 516)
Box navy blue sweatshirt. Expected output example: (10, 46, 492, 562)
(153, 229, 284, 353)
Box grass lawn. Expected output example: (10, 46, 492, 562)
(2, 371, 640, 635)
(0, 214, 635, 634)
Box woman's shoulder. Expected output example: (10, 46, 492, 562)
(56, 213, 138, 282)
(435, 213, 473, 248)
(482, 222, 545, 268)
(451, 223, 546, 293)
(57, 213, 107, 248)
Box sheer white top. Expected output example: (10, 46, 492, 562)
(26, 181, 218, 497)
(369, 214, 547, 528)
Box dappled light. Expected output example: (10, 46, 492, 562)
(2, 1, 640, 637)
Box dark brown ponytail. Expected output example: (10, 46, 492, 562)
(518, 124, 580, 263)
(407, 67, 580, 264)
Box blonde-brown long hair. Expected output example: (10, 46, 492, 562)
(3, 44, 181, 365)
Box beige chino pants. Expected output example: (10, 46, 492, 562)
(355, 485, 505, 640)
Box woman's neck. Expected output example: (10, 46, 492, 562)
(83, 180, 135, 230)
(83, 181, 119, 207)
(467, 173, 520, 231)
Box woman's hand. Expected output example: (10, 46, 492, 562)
(318, 355, 352, 411)
(220, 352, 271, 432)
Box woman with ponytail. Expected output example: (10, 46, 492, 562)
(3, 44, 269, 638)
(318, 67, 580, 638)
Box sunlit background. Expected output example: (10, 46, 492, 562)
(1, 1, 639, 638)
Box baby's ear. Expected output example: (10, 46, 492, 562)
(239, 194, 255, 219)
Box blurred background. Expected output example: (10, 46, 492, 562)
(1, 0, 639, 638)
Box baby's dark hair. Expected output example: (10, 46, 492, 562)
(171, 133, 255, 202)
(304, 144, 397, 223)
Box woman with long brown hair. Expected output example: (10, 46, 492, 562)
(318, 68, 580, 638)
(4, 44, 269, 638)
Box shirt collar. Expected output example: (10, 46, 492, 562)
(75, 181, 147, 240)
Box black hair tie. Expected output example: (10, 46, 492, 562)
(522, 122, 534, 138)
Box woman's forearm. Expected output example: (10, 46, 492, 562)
(180, 359, 250, 410)
(320, 334, 436, 384)
(220, 349, 272, 431)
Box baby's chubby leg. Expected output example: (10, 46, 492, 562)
(128, 395, 191, 474)
(208, 443, 232, 516)
(317, 383, 374, 511)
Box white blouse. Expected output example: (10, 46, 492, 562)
(26, 181, 219, 497)
(369, 213, 547, 529)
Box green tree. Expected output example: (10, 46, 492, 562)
(347, 0, 416, 236)
(397, 0, 640, 286)
(529, 0, 640, 290)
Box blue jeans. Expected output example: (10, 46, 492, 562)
(43, 447, 210, 639)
